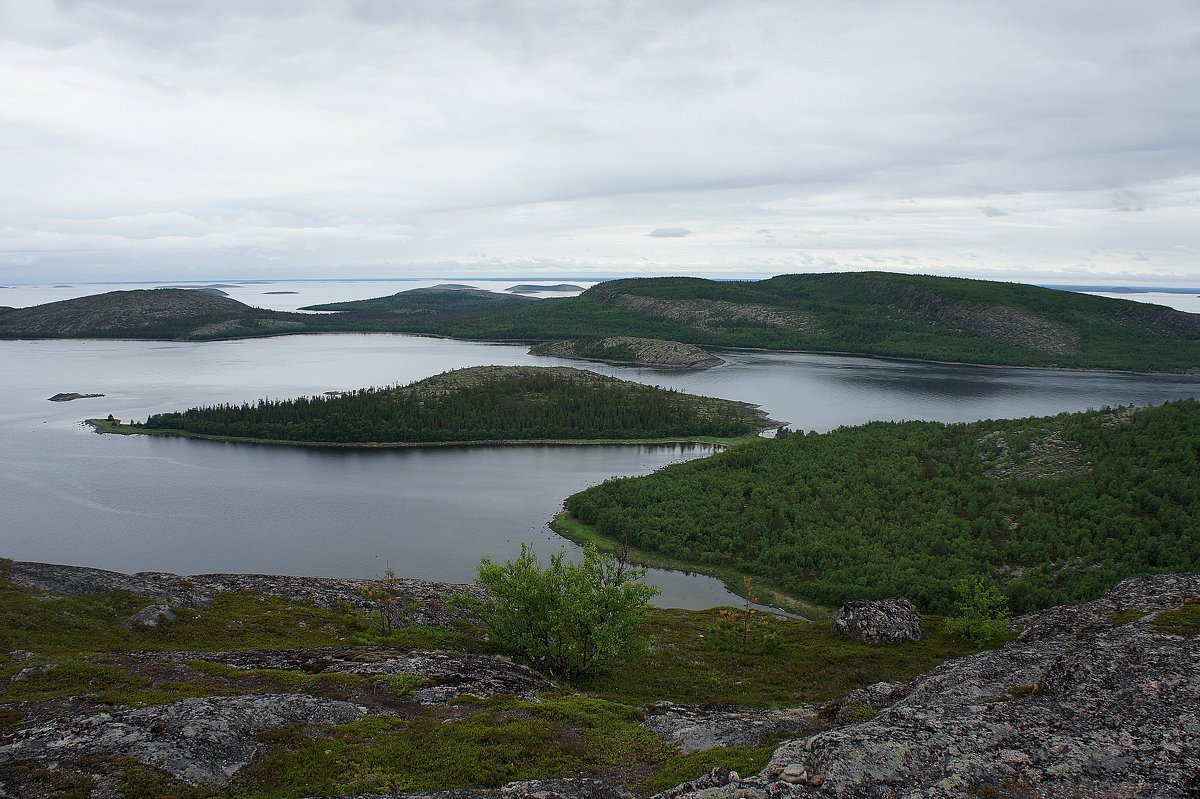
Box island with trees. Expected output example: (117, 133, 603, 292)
(89, 365, 777, 446)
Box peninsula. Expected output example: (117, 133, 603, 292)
(90, 366, 777, 446)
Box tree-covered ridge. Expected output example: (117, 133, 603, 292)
(313, 272, 1200, 372)
(564, 400, 1200, 614)
(7, 275, 1200, 372)
(139, 366, 774, 444)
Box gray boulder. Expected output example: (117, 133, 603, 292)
(831, 598, 922, 644)
(123, 603, 177, 628)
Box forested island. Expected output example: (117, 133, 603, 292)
(5, 272, 1200, 372)
(93, 366, 776, 446)
(561, 399, 1200, 615)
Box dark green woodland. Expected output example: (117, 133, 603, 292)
(136, 366, 772, 444)
(564, 399, 1200, 614)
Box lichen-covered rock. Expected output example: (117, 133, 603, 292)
(0, 694, 365, 785)
(123, 603, 177, 628)
(642, 703, 818, 753)
(6, 560, 483, 629)
(663, 573, 1200, 799)
(149, 646, 557, 704)
(819, 681, 908, 725)
(323, 778, 636, 798)
(831, 598, 922, 644)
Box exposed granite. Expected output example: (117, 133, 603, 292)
(831, 598, 922, 644)
(0, 694, 365, 785)
(145, 646, 557, 704)
(643, 702, 818, 754)
(6, 560, 484, 629)
(661, 573, 1200, 798)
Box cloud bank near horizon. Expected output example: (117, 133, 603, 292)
(1, 1, 1198, 284)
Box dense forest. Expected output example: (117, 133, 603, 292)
(137, 366, 770, 444)
(564, 400, 1200, 614)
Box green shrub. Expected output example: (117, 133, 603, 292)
(473, 543, 659, 678)
(945, 577, 1012, 645)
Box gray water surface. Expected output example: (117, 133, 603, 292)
(3, 334, 1199, 608)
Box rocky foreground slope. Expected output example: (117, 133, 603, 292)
(1, 564, 1196, 798)
(667, 573, 1200, 799)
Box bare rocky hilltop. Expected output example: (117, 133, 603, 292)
(1, 561, 1197, 798)
(0, 288, 307, 340)
(529, 337, 724, 369)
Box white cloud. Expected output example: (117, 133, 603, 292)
(0, 0, 1198, 284)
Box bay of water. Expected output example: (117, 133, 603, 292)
(3, 302, 1200, 607)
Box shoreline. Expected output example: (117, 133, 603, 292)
(85, 417, 762, 450)
(550, 511, 829, 621)
(5, 328, 1198, 376)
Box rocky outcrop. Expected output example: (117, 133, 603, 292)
(589, 289, 819, 334)
(664, 573, 1200, 798)
(122, 603, 177, 628)
(831, 598, 922, 644)
(0, 694, 365, 785)
(321, 778, 635, 799)
(643, 703, 818, 753)
(6, 560, 484, 629)
(47, 392, 104, 402)
(146, 646, 557, 704)
(530, 337, 724, 369)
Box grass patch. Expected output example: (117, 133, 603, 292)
(1151, 598, 1200, 636)
(0, 579, 480, 659)
(640, 744, 776, 795)
(0, 657, 222, 706)
(1108, 608, 1151, 625)
(232, 695, 669, 797)
(580, 609, 988, 706)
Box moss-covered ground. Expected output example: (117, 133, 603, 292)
(0, 577, 991, 798)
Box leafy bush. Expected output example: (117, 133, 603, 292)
(473, 543, 659, 678)
(945, 576, 1012, 644)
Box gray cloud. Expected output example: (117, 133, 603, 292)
(648, 228, 693, 238)
(0, 1, 1198, 284)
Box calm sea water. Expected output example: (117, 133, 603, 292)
(3, 284, 1200, 608)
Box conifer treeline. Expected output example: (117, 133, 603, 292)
(565, 399, 1200, 614)
(142, 369, 760, 443)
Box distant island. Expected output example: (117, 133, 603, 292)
(89, 365, 777, 446)
(530, 336, 723, 368)
(506, 283, 584, 293)
(299, 285, 534, 316)
(48, 392, 104, 402)
(6, 273, 1200, 372)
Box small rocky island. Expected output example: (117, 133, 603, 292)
(90, 365, 775, 446)
(48, 392, 104, 402)
(530, 337, 724, 369)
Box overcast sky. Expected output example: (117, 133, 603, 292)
(2, 0, 1198, 284)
